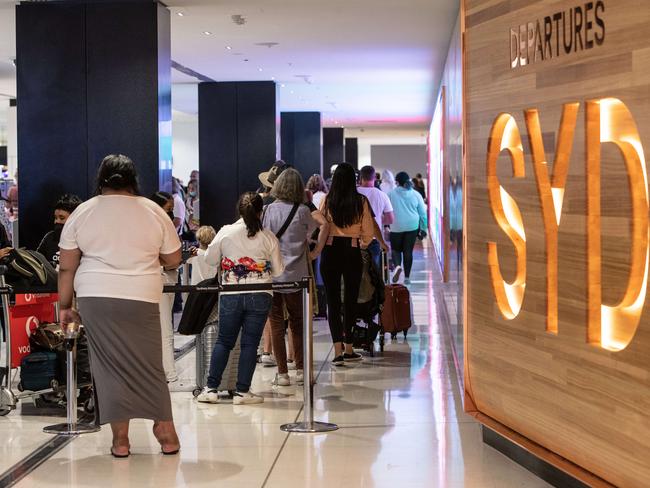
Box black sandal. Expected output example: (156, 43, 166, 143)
(110, 447, 131, 458)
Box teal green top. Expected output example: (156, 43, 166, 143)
(388, 186, 427, 233)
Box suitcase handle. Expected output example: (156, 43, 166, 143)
(381, 251, 389, 285)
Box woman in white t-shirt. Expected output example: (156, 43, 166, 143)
(196, 192, 284, 405)
(59, 155, 182, 458)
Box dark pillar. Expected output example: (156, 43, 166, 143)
(281, 112, 321, 179)
(16, 1, 171, 249)
(345, 137, 358, 169)
(322, 127, 344, 180)
(199, 81, 277, 231)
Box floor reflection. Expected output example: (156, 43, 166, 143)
(7, 245, 550, 487)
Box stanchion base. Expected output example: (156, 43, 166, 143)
(43, 423, 101, 435)
(280, 421, 338, 433)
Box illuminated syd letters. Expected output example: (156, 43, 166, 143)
(486, 98, 648, 351)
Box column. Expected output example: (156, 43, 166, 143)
(281, 112, 321, 179)
(6, 99, 16, 180)
(345, 137, 359, 169)
(16, 1, 171, 249)
(322, 127, 344, 180)
(198, 81, 278, 231)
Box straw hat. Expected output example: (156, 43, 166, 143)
(258, 160, 288, 188)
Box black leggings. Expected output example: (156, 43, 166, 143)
(320, 238, 362, 344)
(390, 230, 418, 278)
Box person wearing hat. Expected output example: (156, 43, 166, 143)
(258, 160, 288, 205)
(388, 171, 427, 285)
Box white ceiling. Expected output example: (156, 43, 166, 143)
(0, 0, 458, 131)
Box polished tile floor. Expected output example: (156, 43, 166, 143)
(0, 246, 550, 487)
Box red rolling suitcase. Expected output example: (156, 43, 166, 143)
(381, 284, 412, 340)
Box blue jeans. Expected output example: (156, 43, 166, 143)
(207, 293, 272, 392)
(366, 239, 382, 272)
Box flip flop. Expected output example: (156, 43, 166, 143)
(161, 448, 180, 456)
(110, 447, 130, 458)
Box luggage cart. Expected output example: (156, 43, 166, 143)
(0, 267, 92, 416)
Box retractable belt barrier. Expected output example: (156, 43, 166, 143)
(164, 277, 338, 433)
(1, 273, 337, 434)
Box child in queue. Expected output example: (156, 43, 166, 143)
(188, 225, 218, 284)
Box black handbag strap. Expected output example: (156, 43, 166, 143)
(275, 203, 299, 240)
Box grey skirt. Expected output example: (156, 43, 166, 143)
(77, 297, 173, 425)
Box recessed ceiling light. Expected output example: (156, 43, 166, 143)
(203, 31, 212, 36)
(271, 77, 275, 80)
(281, 84, 285, 88)
(258, 67, 263, 72)
(177, 12, 185, 17)
(226, 46, 232, 50)
(290, 90, 294, 94)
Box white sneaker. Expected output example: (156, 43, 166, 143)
(287, 359, 297, 370)
(196, 387, 219, 404)
(232, 391, 264, 405)
(296, 370, 304, 385)
(272, 373, 291, 386)
(261, 354, 277, 367)
(392, 266, 403, 284)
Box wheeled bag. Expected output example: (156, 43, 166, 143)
(19, 351, 59, 391)
(381, 284, 412, 338)
(194, 300, 241, 396)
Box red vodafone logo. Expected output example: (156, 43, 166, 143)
(24, 294, 34, 302)
(25, 316, 40, 337)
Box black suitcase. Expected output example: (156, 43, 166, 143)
(19, 352, 59, 391)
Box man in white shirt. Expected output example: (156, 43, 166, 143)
(357, 165, 394, 270)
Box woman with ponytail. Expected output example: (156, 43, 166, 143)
(198, 192, 284, 405)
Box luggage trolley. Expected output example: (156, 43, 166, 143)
(0, 266, 93, 416)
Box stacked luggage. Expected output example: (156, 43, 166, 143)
(18, 322, 94, 411)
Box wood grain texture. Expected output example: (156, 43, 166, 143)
(464, 1, 650, 486)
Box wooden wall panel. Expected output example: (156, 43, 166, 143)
(464, 1, 650, 486)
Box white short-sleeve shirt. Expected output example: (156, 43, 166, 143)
(357, 186, 394, 230)
(59, 195, 181, 303)
(173, 193, 186, 234)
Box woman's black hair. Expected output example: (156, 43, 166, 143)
(150, 191, 173, 208)
(95, 154, 140, 195)
(238, 191, 264, 238)
(395, 171, 413, 189)
(55, 194, 83, 214)
(325, 162, 365, 228)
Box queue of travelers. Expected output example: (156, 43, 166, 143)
(21, 153, 425, 457)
